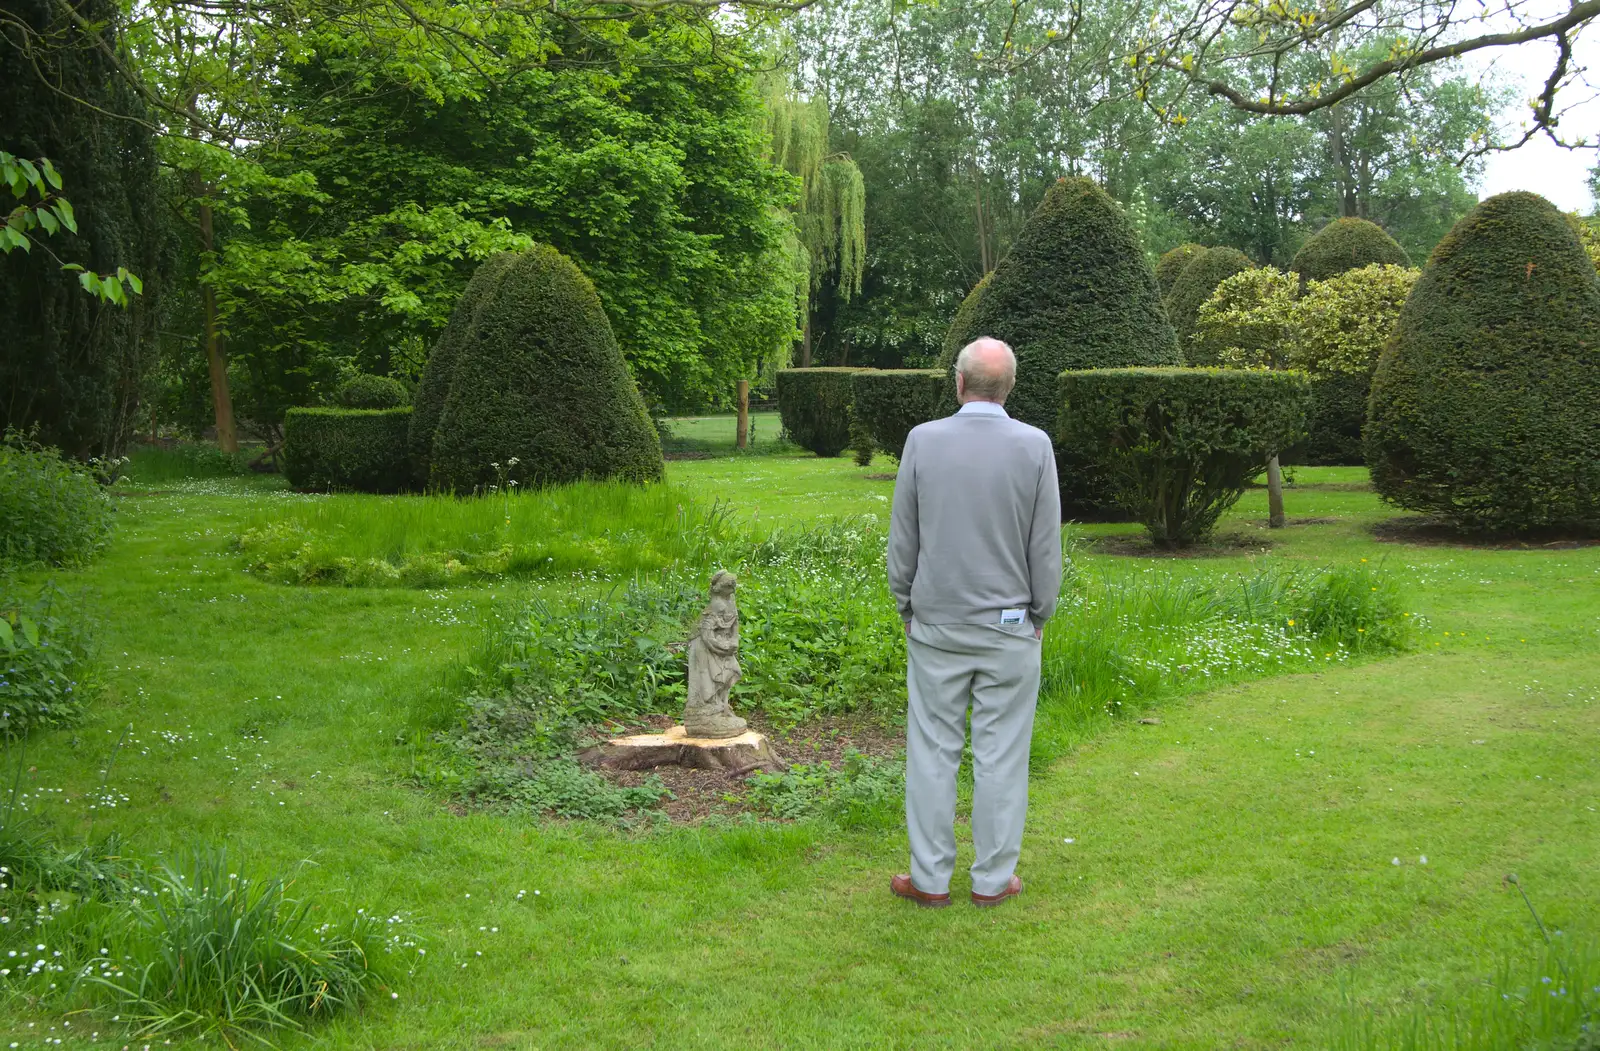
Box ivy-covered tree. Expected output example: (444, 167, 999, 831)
(0, 0, 163, 458)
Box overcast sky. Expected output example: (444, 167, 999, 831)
(1472, 23, 1600, 211)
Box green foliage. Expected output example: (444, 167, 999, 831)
(849, 369, 952, 460)
(1058, 368, 1310, 546)
(940, 272, 993, 363)
(1156, 243, 1206, 297)
(1193, 266, 1298, 367)
(282, 407, 413, 494)
(335, 374, 410, 409)
(0, 436, 114, 567)
(0, 153, 142, 306)
(234, 481, 731, 587)
(765, 86, 867, 303)
(0, 581, 97, 735)
(1291, 217, 1411, 287)
(0, 0, 163, 459)
(1168, 246, 1253, 353)
(1303, 373, 1372, 467)
(201, 18, 797, 417)
(1291, 264, 1418, 466)
(1368, 191, 1600, 534)
(423, 247, 664, 493)
(776, 368, 866, 457)
(936, 178, 1181, 436)
(1292, 264, 1419, 376)
(745, 749, 904, 828)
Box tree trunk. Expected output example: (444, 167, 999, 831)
(1267, 455, 1286, 529)
(799, 312, 813, 368)
(736, 380, 749, 449)
(197, 200, 238, 453)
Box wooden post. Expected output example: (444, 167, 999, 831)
(1266, 455, 1286, 529)
(736, 380, 750, 450)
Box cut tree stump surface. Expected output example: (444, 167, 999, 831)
(580, 726, 786, 776)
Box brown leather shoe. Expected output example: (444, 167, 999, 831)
(890, 874, 951, 908)
(971, 875, 1022, 907)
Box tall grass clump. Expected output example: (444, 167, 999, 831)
(1033, 560, 1416, 758)
(94, 852, 390, 1043)
(234, 481, 735, 586)
(122, 442, 251, 484)
(0, 843, 404, 1046)
(0, 433, 114, 568)
(1331, 937, 1598, 1051)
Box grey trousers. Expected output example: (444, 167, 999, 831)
(905, 619, 1041, 897)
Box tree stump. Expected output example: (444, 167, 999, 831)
(579, 726, 786, 777)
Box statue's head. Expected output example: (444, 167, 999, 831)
(709, 569, 737, 596)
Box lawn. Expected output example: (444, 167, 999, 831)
(2, 446, 1597, 1049)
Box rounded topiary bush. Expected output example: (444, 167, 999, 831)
(1167, 246, 1252, 355)
(0, 437, 113, 567)
(335, 374, 410, 409)
(1156, 243, 1206, 299)
(936, 178, 1179, 434)
(1191, 266, 1298, 368)
(1367, 191, 1600, 533)
(421, 247, 664, 492)
(1291, 217, 1410, 287)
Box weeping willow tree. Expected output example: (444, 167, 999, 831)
(764, 86, 866, 367)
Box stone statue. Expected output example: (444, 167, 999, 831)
(683, 570, 748, 739)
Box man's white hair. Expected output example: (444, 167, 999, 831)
(955, 338, 1017, 402)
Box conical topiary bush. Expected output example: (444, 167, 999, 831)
(418, 247, 664, 492)
(409, 252, 518, 482)
(1367, 191, 1600, 533)
(1156, 243, 1206, 299)
(1167, 246, 1252, 357)
(1291, 217, 1410, 288)
(936, 178, 1181, 435)
(940, 271, 993, 365)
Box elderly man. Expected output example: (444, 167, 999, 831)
(886, 337, 1062, 908)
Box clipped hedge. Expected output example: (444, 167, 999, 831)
(335, 373, 410, 409)
(776, 368, 866, 457)
(1168, 246, 1253, 354)
(1292, 217, 1410, 287)
(283, 407, 413, 493)
(849, 369, 954, 459)
(424, 246, 663, 492)
(1059, 368, 1310, 546)
(1368, 191, 1600, 534)
(1156, 243, 1206, 298)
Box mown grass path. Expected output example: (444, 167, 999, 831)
(4, 459, 1597, 1049)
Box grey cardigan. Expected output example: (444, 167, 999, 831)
(886, 402, 1063, 628)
